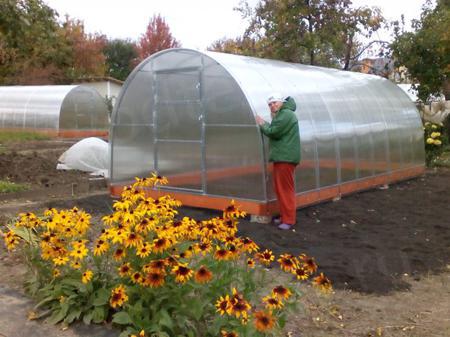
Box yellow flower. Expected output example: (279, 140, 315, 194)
(71, 261, 82, 269)
(130, 330, 146, 337)
(313, 273, 333, 293)
(431, 124, 437, 129)
(194, 265, 213, 284)
(431, 132, 441, 138)
(93, 239, 109, 256)
(136, 242, 152, 258)
(292, 266, 310, 280)
(171, 263, 193, 283)
(256, 249, 275, 266)
(426, 137, 434, 144)
(434, 139, 442, 145)
(118, 263, 132, 277)
(70, 245, 89, 260)
(53, 256, 69, 266)
(143, 270, 165, 288)
(262, 295, 284, 310)
(215, 295, 231, 315)
(82, 270, 93, 284)
(253, 310, 275, 332)
(246, 258, 255, 268)
(229, 288, 251, 319)
(271, 285, 292, 300)
(110, 285, 129, 308)
(278, 253, 298, 272)
(221, 331, 238, 337)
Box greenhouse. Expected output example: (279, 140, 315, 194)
(0, 85, 109, 137)
(109, 48, 425, 215)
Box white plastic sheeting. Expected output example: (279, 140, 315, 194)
(57, 137, 109, 177)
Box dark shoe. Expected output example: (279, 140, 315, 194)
(278, 223, 293, 230)
(273, 216, 281, 225)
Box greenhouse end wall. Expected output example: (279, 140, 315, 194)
(0, 85, 109, 138)
(109, 49, 425, 215)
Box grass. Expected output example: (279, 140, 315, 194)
(0, 131, 50, 143)
(0, 180, 29, 193)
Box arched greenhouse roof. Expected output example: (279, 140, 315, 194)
(0, 85, 109, 137)
(110, 49, 425, 215)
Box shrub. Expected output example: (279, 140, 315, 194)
(2, 174, 331, 337)
(423, 122, 448, 166)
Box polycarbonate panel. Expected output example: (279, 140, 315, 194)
(0, 85, 108, 131)
(156, 102, 202, 140)
(156, 141, 202, 191)
(146, 49, 202, 72)
(203, 59, 254, 125)
(205, 126, 265, 200)
(115, 71, 154, 125)
(111, 124, 154, 183)
(296, 109, 318, 193)
(155, 70, 200, 102)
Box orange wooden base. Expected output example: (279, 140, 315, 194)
(109, 165, 425, 216)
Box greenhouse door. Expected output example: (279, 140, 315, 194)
(154, 68, 204, 192)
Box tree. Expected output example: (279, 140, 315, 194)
(103, 39, 138, 81)
(0, 0, 69, 84)
(61, 17, 107, 80)
(228, 0, 384, 69)
(136, 14, 180, 61)
(391, 0, 450, 100)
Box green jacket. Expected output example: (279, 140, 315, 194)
(259, 96, 301, 164)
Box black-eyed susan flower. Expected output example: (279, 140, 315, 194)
(113, 247, 126, 261)
(299, 254, 318, 274)
(240, 237, 259, 253)
(82, 270, 93, 284)
(256, 249, 274, 266)
(110, 285, 128, 308)
(253, 310, 275, 332)
(152, 237, 172, 254)
(221, 331, 238, 337)
(53, 256, 69, 266)
(272, 285, 292, 300)
(313, 273, 332, 293)
(194, 265, 213, 284)
(229, 288, 251, 319)
(215, 295, 231, 315)
(144, 259, 167, 273)
(171, 263, 193, 283)
(262, 295, 284, 310)
(143, 270, 165, 288)
(223, 200, 246, 219)
(214, 246, 229, 261)
(53, 268, 61, 278)
(93, 239, 109, 256)
(118, 263, 132, 277)
(71, 261, 82, 269)
(194, 240, 212, 256)
(278, 253, 298, 272)
(246, 258, 255, 268)
(151, 173, 168, 185)
(70, 246, 88, 260)
(292, 266, 309, 280)
(131, 271, 143, 284)
(124, 231, 143, 248)
(3, 231, 20, 251)
(136, 242, 152, 258)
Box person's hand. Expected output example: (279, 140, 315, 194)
(255, 114, 265, 125)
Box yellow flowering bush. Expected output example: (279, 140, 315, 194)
(424, 122, 448, 166)
(2, 174, 331, 337)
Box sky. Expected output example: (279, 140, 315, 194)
(43, 0, 431, 50)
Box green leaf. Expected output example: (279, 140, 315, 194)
(46, 309, 66, 325)
(112, 311, 132, 325)
(92, 306, 107, 323)
(82, 311, 93, 325)
(64, 308, 82, 324)
(156, 309, 173, 330)
(92, 288, 110, 306)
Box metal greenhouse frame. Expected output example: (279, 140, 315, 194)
(0, 85, 109, 137)
(109, 49, 425, 215)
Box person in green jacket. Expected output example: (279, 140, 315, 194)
(256, 93, 301, 230)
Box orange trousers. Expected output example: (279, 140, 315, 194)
(273, 162, 297, 225)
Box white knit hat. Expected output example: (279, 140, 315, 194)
(267, 93, 284, 104)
